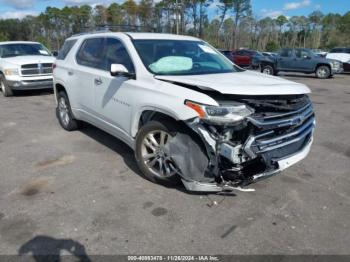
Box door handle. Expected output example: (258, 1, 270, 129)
(68, 70, 74, 76)
(94, 77, 103, 85)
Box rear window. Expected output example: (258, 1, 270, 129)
(57, 39, 77, 60)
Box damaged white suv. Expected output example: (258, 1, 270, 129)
(53, 32, 315, 192)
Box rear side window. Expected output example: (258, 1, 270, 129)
(57, 39, 77, 60)
(76, 38, 105, 70)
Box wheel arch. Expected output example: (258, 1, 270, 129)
(131, 108, 182, 138)
(260, 61, 276, 71)
(133, 109, 208, 161)
(315, 63, 331, 72)
(54, 83, 67, 103)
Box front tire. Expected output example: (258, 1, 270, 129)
(0, 74, 13, 97)
(135, 121, 181, 186)
(56, 91, 80, 131)
(315, 65, 331, 79)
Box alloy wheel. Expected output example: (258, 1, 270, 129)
(140, 130, 178, 178)
(317, 68, 327, 78)
(0, 80, 5, 93)
(263, 67, 272, 75)
(58, 97, 70, 126)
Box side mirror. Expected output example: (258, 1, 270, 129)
(52, 51, 58, 57)
(110, 64, 135, 78)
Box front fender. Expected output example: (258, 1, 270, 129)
(130, 104, 198, 138)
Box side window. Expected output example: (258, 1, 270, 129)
(295, 49, 309, 58)
(76, 38, 105, 70)
(280, 49, 293, 57)
(103, 38, 135, 73)
(57, 39, 77, 60)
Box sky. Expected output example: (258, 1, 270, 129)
(0, 0, 349, 20)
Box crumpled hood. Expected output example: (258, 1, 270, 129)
(2, 55, 55, 66)
(155, 70, 310, 95)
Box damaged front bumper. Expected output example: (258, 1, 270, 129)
(181, 132, 313, 193)
(175, 95, 315, 192)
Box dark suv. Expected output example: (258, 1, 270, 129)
(259, 48, 343, 78)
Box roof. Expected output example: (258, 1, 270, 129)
(0, 41, 40, 45)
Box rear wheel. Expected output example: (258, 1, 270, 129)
(0, 74, 13, 97)
(261, 64, 275, 75)
(315, 65, 331, 79)
(135, 121, 181, 185)
(56, 91, 80, 131)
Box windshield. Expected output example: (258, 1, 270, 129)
(133, 40, 241, 75)
(0, 43, 51, 58)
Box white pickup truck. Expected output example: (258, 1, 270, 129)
(0, 41, 55, 96)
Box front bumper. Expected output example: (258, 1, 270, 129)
(331, 65, 344, 74)
(7, 78, 53, 90)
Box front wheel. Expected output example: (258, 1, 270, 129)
(135, 121, 181, 185)
(315, 65, 331, 79)
(0, 74, 13, 97)
(261, 65, 275, 75)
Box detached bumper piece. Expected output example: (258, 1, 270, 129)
(180, 95, 315, 192)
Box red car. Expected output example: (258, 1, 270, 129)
(220, 49, 260, 68)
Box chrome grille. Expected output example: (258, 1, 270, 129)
(244, 100, 315, 159)
(21, 63, 53, 76)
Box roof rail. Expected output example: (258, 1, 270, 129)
(70, 29, 110, 38)
(70, 24, 156, 37)
(96, 24, 156, 32)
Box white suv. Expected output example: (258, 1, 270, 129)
(0, 41, 55, 96)
(53, 32, 315, 192)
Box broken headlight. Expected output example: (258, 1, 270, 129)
(185, 100, 254, 125)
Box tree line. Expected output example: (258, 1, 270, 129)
(0, 0, 349, 52)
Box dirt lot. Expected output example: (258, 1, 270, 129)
(0, 72, 350, 257)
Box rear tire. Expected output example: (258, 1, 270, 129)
(0, 74, 13, 97)
(315, 65, 331, 79)
(135, 120, 181, 186)
(261, 65, 275, 75)
(56, 91, 80, 131)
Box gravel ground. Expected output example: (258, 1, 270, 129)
(0, 72, 349, 258)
